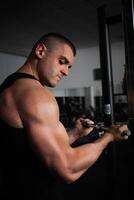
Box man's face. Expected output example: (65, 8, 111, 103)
(37, 43, 74, 87)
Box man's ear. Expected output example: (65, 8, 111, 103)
(35, 43, 47, 58)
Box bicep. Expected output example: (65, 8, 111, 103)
(20, 98, 70, 170)
(28, 120, 69, 162)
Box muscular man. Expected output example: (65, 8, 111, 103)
(0, 33, 129, 199)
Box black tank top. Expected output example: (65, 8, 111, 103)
(0, 72, 65, 200)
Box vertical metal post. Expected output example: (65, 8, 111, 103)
(122, 0, 134, 118)
(97, 5, 114, 127)
(97, 5, 116, 200)
(122, 1, 134, 198)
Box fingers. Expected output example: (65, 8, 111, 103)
(111, 124, 130, 141)
(74, 117, 95, 137)
(122, 135, 129, 140)
(118, 124, 130, 138)
(119, 124, 128, 132)
(121, 130, 131, 137)
(80, 118, 94, 128)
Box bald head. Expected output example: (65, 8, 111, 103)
(32, 33, 76, 56)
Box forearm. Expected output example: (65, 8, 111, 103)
(56, 132, 113, 183)
(68, 133, 113, 176)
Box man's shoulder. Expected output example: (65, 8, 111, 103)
(15, 81, 55, 104)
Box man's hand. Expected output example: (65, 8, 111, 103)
(74, 117, 94, 138)
(106, 124, 130, 141)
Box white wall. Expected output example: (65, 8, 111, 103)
(0, 52, 26, 84)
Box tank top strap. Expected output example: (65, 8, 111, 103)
(0, 72, 39, 93)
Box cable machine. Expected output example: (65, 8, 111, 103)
(98, 1, 134, 199)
